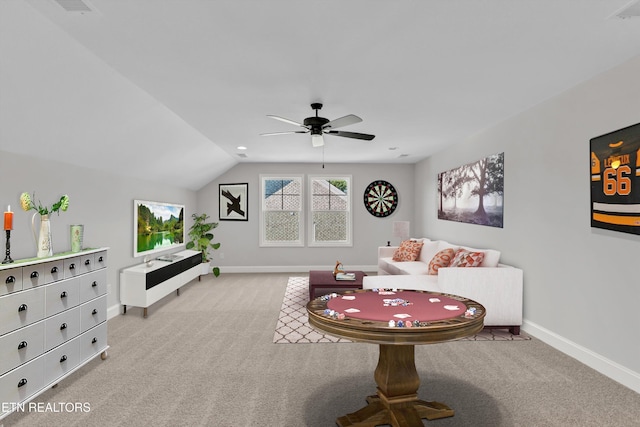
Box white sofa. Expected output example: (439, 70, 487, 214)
(364, 239, 523, 334)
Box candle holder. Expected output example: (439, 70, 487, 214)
(3, 229, 13, 264)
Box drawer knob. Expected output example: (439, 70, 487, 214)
(17, 378, 28, 388)
(60, 323, 68, 330)
(92, 281, 98, 287)
(30, 271, 39, 279)
(92, 337, 98, 344)
(18, 303, 28, 312)
(18, 341, 28, 350)
(6, 275, 15, 284)
(85, 259, 91, 266)
(51, 266, 59, 274)
(60, 355, 67, 363)
(69, 263, 76, 270)
(92, 309, 98, 315)
(98, 256, 103, 262)
(60, 291, 68, 299)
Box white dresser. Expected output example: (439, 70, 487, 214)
(0, 248, 109, 420)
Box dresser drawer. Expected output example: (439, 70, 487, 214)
(0, 321, 45, 376)
(44, 308, 81, 351)
(94, 251, 107, 269)
(63, 256, 81, 279)
(45, 278, 80, 317)
(44, 336, 80, 386)
(0, 286, 45, 336)
(0, 267, 23, 296)
(80, 323, 107, 362)
(22, 264, 46, 289)
(0, 356, 44, 414)
(79, 253, 95, 274)
(79, 269, 107, 303)
(43, 259, 65, 284)
(80, 295, 107, 333)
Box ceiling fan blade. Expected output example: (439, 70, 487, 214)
(260, 130, 308, 136)
(267, 115, 305, 128)
(323, 114, 362, 130)
(326, 130, 375, 141)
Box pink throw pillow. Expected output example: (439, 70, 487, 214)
(392, 240, 424, 262)
(427, 248, 455, 275)
(450, 249, 485, 268)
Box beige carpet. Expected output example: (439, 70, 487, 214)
(274, 277, 530, 344)
(4, 273, 640, 427)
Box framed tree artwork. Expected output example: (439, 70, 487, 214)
(219, 183, 248, 221)
(438, 153, 504, 228)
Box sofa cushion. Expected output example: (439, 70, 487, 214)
(363, 274, 442, 293)
(450, 248, 485, 267)
(394, 261, 430, 275)
(437, 241, 459, 252)
(392, 240, 424, 261)
(418, 240, 440, 264)
(427, 248, 455, 275)
(460, 245, 501, 267)
(380, 258, 430, 275)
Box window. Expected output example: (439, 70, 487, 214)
(260, 175, 304, 246)
(309, 175, 352, 246)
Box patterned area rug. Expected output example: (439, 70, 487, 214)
(273, 277, 531, 344)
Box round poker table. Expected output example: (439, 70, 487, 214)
(307, 289, 485, 427)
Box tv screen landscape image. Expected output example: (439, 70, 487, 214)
(134, 200, 185, 258)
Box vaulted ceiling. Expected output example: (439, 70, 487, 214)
(2, 0, 640, 190)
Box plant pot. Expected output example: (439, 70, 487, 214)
(201, 261, 212, 275)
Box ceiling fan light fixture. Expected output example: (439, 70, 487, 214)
(311, 133, 324, 147)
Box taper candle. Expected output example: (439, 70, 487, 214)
(4, 205, 13, 230)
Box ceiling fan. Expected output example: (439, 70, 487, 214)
(260, 103, 375, 147)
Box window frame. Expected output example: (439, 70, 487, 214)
(259, 174, 305, 247)
(308, 175, 353, 247)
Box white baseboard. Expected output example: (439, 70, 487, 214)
(107, 303, 121, 320)
(218, 264, 378, 274)
(523, 319, 640, 394)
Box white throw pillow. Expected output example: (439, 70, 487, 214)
(418, 240, 440, 264)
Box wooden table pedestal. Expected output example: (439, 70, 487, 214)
(337, 344, 453, 427)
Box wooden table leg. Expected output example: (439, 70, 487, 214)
(337, 344, 454, 427)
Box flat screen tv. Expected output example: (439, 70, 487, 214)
(133, 199, 185, 258)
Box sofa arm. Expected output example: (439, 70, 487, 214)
(378, 246, 397, 259)
(437, 266, 523, 326)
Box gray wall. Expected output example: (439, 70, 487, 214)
(414, 55, 640, 391)
(197, 162, 414, 271)
(0, 151, 196, 315)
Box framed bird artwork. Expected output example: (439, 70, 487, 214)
(219, 183, 248, 221)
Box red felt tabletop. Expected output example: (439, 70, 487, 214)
(326, 290, 467, 322)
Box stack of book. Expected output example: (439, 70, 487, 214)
(335, 272, 356, 281)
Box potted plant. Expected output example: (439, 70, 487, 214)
(186, 213, 221, 277)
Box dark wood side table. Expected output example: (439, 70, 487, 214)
(308, 270, 366, 301)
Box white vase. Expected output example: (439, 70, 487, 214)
(32, 213, 53, 258)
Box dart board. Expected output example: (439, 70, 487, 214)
(363, 180, 398, 217)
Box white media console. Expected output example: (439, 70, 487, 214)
(120, 249, 201, 317)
